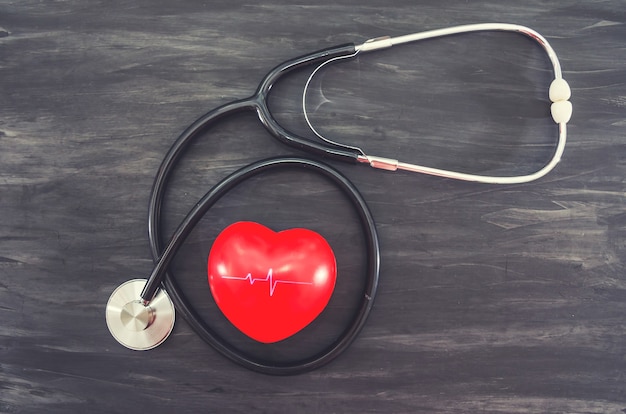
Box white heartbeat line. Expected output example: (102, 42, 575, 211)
(220, 268, 312, 296)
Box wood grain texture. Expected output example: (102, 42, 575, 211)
(1, 0, 625, 413)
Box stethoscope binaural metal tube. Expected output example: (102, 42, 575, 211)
(303, 23, 571, 184)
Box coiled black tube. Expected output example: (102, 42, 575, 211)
(138, 43, 380, 374)
(145, 157, 379, 375)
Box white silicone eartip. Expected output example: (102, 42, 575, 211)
(549, 78, 571, 102)
(551, 100, 573, 124)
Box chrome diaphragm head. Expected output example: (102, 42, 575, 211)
(105, 279, 175, 350)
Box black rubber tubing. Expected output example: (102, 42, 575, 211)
(137, 43, 382, 375)
(144, 157, 380, 375)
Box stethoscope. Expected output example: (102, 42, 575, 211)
(106, 23, 571, 375)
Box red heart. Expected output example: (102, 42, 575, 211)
(208, 221, 336, 343)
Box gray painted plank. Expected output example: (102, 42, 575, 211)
(1, 1, 625, 412)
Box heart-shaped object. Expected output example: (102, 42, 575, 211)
(208, 221, 336, 343)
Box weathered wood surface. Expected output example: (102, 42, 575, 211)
(1, 1, 625, 412)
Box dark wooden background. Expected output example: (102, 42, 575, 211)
(1, 0, 625, 412)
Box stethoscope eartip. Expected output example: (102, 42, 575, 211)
(105, 279, 175, 351)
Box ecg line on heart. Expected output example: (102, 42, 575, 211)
(220, 268, 312, 296)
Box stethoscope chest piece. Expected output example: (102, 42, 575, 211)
(106, 279, 175, 351)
